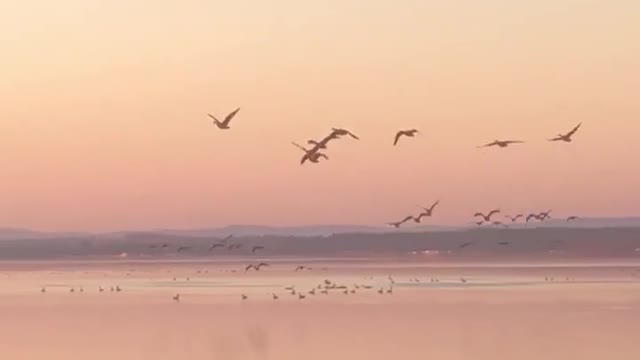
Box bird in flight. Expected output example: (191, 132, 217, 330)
(479, 140, 524, 148)
(208, 243, 225, 252)
(227, 243, 243, 250)
(251, 246, 265, 253)
(176, 246, 191, 253)
(505, 214, 524, 223)
(474, 209, 500, 222)
(292, 142, 329, 165)
(393, 129, 419, 146)
(459, 242, 474, 249)
(306, 132, 340, 151)
(492, 221, 508, 228)
(387, 215, 415, 228)
(256, 262, 270, 270)
(497, 241, 510, 246)
(295, 265, 308, 272)
(526, 213, 541, 223)
(172, 293, 180, 303)
(566, 216, 579, 222)
(208, 107, 240, 130)
(549, 123, 581, 142)
(414, 200, 440, 222)
(245, 264, 257, 272)
(331, 127, 360, 140)
(538, 210, 553, 221)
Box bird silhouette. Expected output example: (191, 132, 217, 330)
(393, 129, 419, 146)
(292, 142, 329, 165)
(272, 293, 279, 300)
(459, 242, 474, 249)
(414, 200, 440, 222)
(241, 294, 248, 300)
(306, 132, 341, 151)
(526, 213, 541, 223)
(256, 262, 270, 270)
(208, 108, 240, 130)
(498, 241, 510, 246)
(505, 214, 524, 222)
(298, 293, 306, 300)
(295, 266, 307, 272)
(173, 293, 180, 302)
(539, 210, 553, 220)
(176, 246, 191, 253)
(387, 215, 415, 228)
(208, 243, 225, 252)
(251, 246, 265, 253)
(474, 209, 500, 222)
(566, 216, 579, 222)
(549, 123, 581, 142)
(479, 140, 524, 148)
(245, 264, 257, 272)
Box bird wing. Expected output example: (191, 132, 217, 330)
(566, 123, 581, 137)
(291, 142, 307, 152)
(400, 215, 414, 223)
(473, 212, 486, 218)
(480, 141, 498, 148)
(347, 131, 360, 140)
(429, 200, 440, 212)
(300, 153, 309, 165)
(207, 113, 219, 122)
(487, 209, 501, 219)
(514, 214, 523, 220)
(505, 140, 524, 144)
(393, 131, 405, 146)
(222, 107, 240, 125)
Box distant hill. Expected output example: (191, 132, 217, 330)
(0, 227, 639, 260)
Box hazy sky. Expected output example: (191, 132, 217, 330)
(1, 1, 639, 231)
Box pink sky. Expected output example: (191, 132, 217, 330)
(1, 1, 639, 231)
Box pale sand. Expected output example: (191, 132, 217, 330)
(1, 259, 639, 360)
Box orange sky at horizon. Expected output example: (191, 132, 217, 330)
(1, 1, 639, 232)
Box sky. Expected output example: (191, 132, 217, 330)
(1, 0, 639, 232)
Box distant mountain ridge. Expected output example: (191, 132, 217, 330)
(1, 217, 639, 241)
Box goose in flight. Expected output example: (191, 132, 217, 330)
(549, 123, 581, 142)
(176, 246, 191, 253)
(331, 127, 360, 140)
(251, 246, 265, 253)
(505, 214, 524, 223)
(172, 293, 180, 303)
(414, 200, 440, 222)
(292, 142, 329, 165)
(208, 107, 240, 130)
(272, 293, 279, 300)
(256, 262, 270, 270)
(245, 264, 257, 272)
(208, 243, 225, 252)
(526, 213, 541, 223)
(479, 140, 524, 148)
(241, 294, 248, 300)
(306, 132, 340, 151)
(474, 209, 500, 222)
(393, 129, 419, 146)
(295, 265, 307, 272)
(566, 216, 579, 222)
(387, 215, 415, 228)
(539, 210, 552, 220)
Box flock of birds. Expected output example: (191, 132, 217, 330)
(207, 107, 581, 165)
(206, 108, 584, 228)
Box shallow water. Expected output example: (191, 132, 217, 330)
(1, 259, 639, 359)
